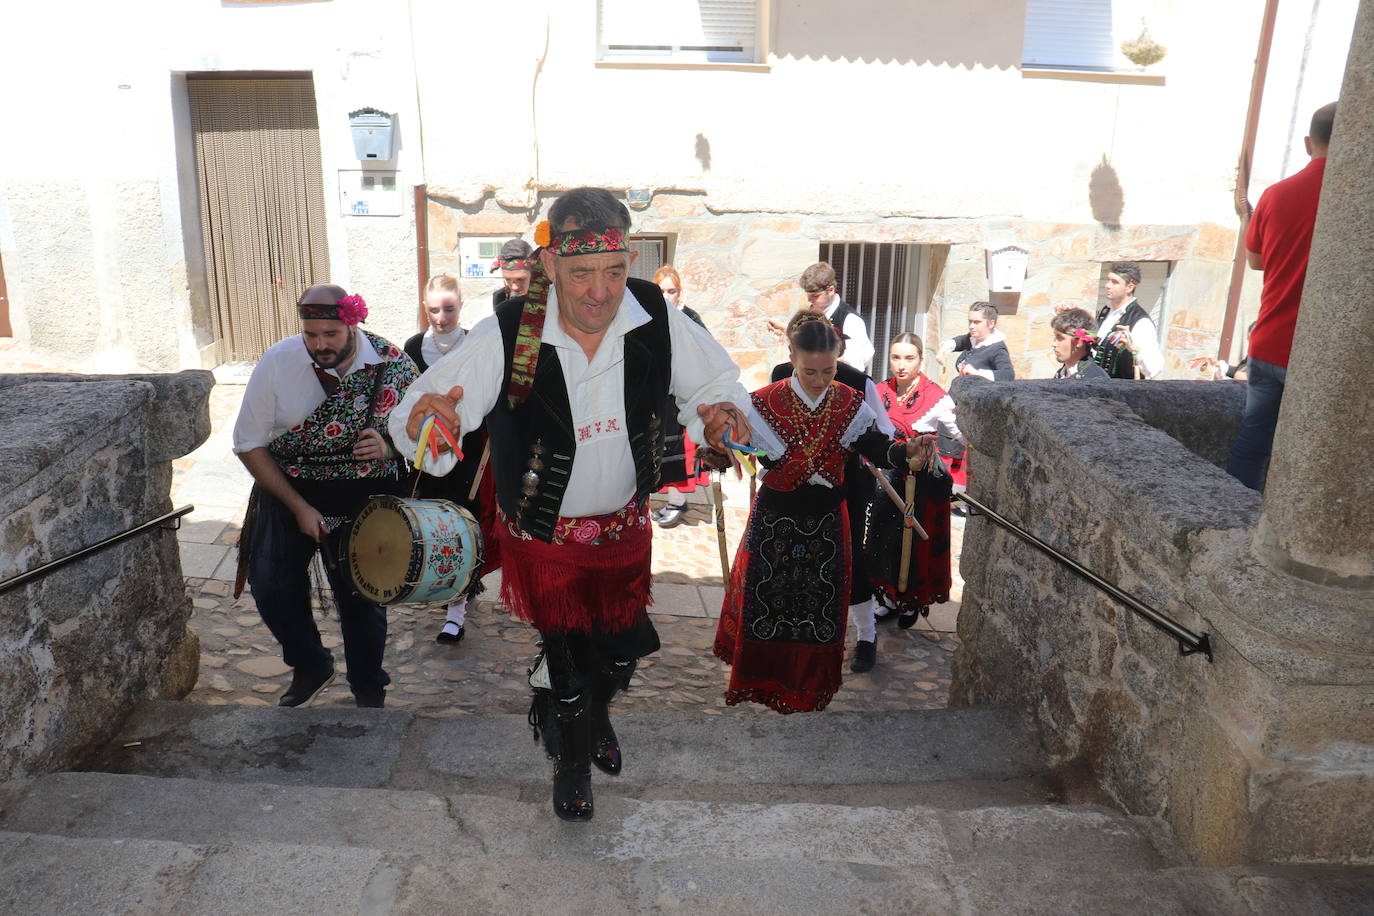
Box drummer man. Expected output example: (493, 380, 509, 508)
(391, 187, 750, 822)
(233, 284, 418, 709)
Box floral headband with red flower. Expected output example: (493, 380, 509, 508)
(298, 293, 368, 325)
(490, 256, 536, 273)
(533, 220, 628, 256)
(1069, 327, 1097, 347)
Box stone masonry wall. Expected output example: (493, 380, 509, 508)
(0, 372, 212, 786)
(425, 192, 1236, 390)
(949, 378, 1374, 866)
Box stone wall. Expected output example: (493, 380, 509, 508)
(0, 371, 212, 786)
(949, 378, 1374, 866)
(427, 192, 1237, 390)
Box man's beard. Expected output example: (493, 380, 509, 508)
(311, 330, 356, 369)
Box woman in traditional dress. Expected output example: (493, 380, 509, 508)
(713, 312, 932, 713)
(868, 333, 959, 628)
(404, 274, 497, 643)
(650, 265, 712, 528)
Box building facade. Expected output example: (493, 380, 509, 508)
(0, 0, 1356, 387)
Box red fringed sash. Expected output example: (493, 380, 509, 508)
(496, 503, 653, 634)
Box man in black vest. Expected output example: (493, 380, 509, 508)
(800, 261, 874, 373)
(392, 188, 750, 822)
(1089, 262, 1164, 379)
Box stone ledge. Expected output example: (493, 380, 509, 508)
(0, 371, 213, 464)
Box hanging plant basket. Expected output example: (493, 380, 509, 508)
(1122, 22, 1167, 68)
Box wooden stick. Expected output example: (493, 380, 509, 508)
(863, 458, 929, 541)
(712, 477, 732, 595)
(897, 470, 917, 592)
(467, 441, 490, 503)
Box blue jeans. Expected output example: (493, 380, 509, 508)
(247, 490, 390, 694)
(1226, 356, 1287, 491)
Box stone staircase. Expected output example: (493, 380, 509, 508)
(1, 703, 1371, 915)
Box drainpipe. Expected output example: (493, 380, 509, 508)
(1219, 0, 1282, 360)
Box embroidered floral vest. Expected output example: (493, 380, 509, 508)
(268, 331, 418, 481)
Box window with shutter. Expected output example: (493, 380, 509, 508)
(598, 0, 760, 64)
(1023, 0, 1115, 71)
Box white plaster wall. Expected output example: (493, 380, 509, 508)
(415, 0, 1261, 230)
(0, 0, 423, 367)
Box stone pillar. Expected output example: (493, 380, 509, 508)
(1256, 0, 1374, 588)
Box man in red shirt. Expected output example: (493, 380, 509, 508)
(1227, 102, 1336, 490)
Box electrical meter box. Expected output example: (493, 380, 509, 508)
(349, 108, 395, 161)
(459, 237, 506, 278)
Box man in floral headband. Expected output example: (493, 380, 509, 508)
(491, 237, 535, 309)
(233, 283, 418, 709)
(391, 187, 750, 822)
(1050, 308, 1110, 380)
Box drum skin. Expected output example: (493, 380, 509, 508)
(347, 495, 482, 606)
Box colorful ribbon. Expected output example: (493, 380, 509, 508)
(414, 414, 462, 472)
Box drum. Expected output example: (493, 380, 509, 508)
(346, 495, 482, 606)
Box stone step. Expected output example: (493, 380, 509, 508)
(4, 783, 1370, 915)
(79, 701, 1051, 808)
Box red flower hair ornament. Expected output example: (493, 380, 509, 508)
(336, 294, 368, 325)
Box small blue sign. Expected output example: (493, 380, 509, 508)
(351, 200, 370, 215)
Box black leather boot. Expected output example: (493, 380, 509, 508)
(589, 676, 622, 776)
(552, 695, 594, 822)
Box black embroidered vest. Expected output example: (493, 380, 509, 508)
(487, 277, 674, 542)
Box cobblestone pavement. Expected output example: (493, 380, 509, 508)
(185, 572, 961, 715)
(5, 344, 965, 715)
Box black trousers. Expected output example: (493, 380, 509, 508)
(247, 489, 390, 694)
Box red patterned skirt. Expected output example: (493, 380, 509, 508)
(713, 485, 849, 714)
(496, 501, 653, 634)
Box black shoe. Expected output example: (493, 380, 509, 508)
(435, 623, 465, 644)
(278, 667, 335, 707)
(850, 640, 877, 673)
(353, 687, 386, 708)
(897, 606, 930, 630)
(654, 504, 686, 528)
(553, 765, 594, 821)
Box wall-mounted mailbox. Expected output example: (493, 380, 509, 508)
(349, 108, 395, 161)
(986, 245, 1030, 293)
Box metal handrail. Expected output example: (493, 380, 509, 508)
(0, 505, 195, 596)
(956, 493, 1213, 662)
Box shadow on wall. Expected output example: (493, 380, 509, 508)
(1090, 156, 1124, 229)
(695, 133, 712, 173)
(772, 0, 1025, 68)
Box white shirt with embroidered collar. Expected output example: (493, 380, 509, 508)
(391, 284, 749, 519)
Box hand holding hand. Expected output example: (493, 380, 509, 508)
(903, 433, 937, 467)
(406, 386, 464, 449)
(353, 427, 390, 461)
(698, 402, 751, 453)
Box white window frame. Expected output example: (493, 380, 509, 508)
(1022, 0, 1116, 71)
(597, 0, 764, 65)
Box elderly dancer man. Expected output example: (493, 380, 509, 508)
(234, 284, 418, 709)
(391, 188, 750, 821)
